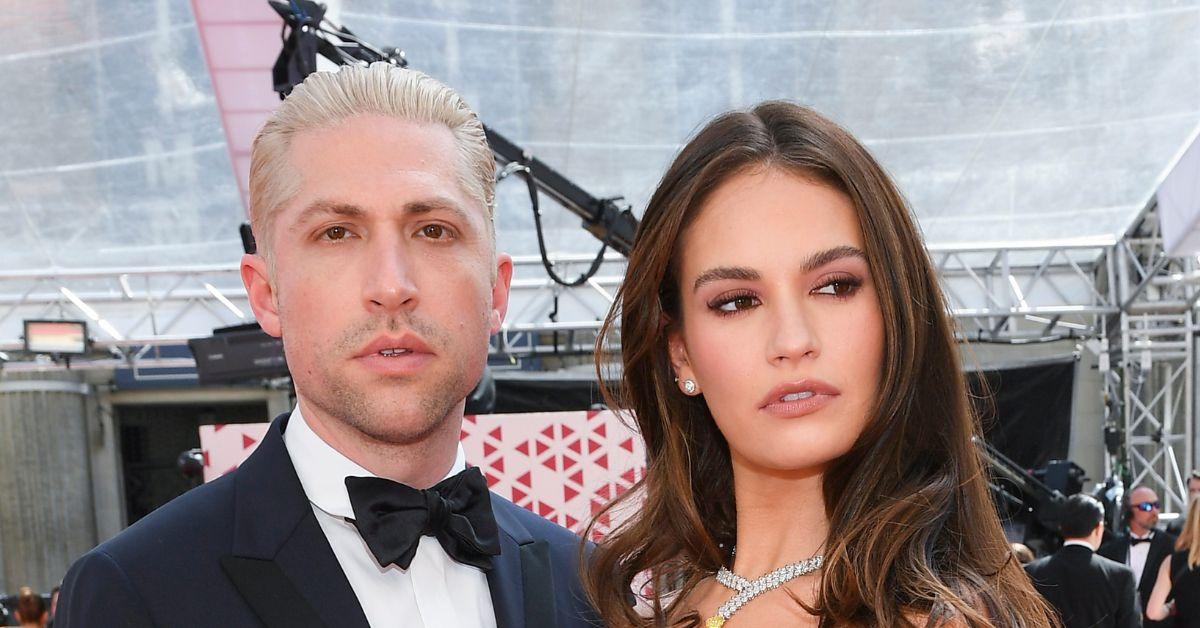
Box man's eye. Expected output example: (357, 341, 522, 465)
(421, 224, 449, 239)
(322, 226, 349, 241)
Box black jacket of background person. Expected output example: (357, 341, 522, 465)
(57, 413, 601, 628)
(1099, 528, 1177, 628)
(1025, 544, 1142, 628)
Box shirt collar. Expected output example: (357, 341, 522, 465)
(1130, 530, 1154, 540)
(1062, 540, 1096, 551)
(283, 404, 467, 519)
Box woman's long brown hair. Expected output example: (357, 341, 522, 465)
(1176, 495, 1200, 569)
(585, 102, 1058, 627)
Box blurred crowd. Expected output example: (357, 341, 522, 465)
(0, 586, 57, 627)
(1016, 470, 1200, 628)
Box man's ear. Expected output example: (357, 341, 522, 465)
(489, 253, 514, 335)
(240, 254, 281, 337)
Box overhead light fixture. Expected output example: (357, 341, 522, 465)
(60, 287, 100, 320)
(204, 283, 246, 320)
(24, 320, 89, 355)
(119, 274, 135, 299)
(1006, 275, 1029, 310)
(59, 286, 124, 341)
(97, 319, 125, 341)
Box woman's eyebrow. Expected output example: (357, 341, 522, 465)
(691, 245, 866, 293)
(693, 266, 760, 293)
(799, 245, 866, 274)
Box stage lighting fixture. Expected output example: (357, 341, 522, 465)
(23, 320, 89, 355)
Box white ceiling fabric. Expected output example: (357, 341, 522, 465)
(3, 0, 1199, 273)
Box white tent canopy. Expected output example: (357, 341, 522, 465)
(3, 0, 1199, 268)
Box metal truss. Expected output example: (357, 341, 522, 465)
(1, 211, 1195, 507)
(0, 240, 1121, 367)
(1101, 207, 1196, 513)
(930, 237, 1118, 342)
(0, 254, 626, 372)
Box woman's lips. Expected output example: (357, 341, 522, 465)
(760, 392, 837, 418)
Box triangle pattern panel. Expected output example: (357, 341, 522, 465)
(460, 410, 646, 539)
(197, 411, 648, 539)
(198, 423, 270, 483)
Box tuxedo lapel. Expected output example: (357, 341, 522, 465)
(487, 521, 525, 628)
(219, 555, 322, 626)
(518, 539, 558, 627)
(487, 495, 560, 628)
(225, 414, 369, 628)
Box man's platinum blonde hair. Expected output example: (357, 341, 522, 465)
(248, 62, 496, 258)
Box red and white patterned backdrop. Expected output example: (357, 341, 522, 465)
(198, 410, 646, 539)
(198, 422, 270, 481)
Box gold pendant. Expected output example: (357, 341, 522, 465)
(705, 616, 725, 628)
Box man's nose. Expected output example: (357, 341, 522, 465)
(362, 241, 419, 314)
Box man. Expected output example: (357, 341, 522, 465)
(1099, 486, 1177, 628)
(1026, 494, 1141, 628)
(58, 63, 599, 627)
(1166, 470, 1200, 535)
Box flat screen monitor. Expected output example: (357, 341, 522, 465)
(24, 320, 89, 355)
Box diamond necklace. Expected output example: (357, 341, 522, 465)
(704, 552, 824, 628)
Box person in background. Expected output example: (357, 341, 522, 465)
(1100, 486, 1177, 628)
(1012, 543, 1036, 565)
(12, 587, 46, 628)
(43, 585, 58, 628)
(1166, 470, 1200, 536)
(1025, 494, 1141, 628)
(1146, 494, 1200, 627)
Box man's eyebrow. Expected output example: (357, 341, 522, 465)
(690, 245, 867, 293)
(291, 200, 366, 229)
(290, 197, 476, 228)
(403, 197, 474, 225)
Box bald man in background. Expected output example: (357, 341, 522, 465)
(1099, 486, 1176, 628)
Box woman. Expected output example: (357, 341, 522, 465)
(1146, 495, 1200, 625)
(585, 102, 1057, 626)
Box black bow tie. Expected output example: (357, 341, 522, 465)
(344, 467, 501, 572)
(1132, 536, 1153, 545)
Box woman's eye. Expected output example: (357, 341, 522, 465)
(322, 226, 350, 241)
(715, 295, 759, 313)
(814, 279, 860, 298)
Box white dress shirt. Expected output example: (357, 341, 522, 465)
(1062, 539, 1097, 550)
(283, 406, 498, 628)
(1128, 531, 1153, 587)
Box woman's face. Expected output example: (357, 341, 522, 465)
(668, 167, 884, 475)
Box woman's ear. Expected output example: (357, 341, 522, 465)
(667, 326, 701, 395)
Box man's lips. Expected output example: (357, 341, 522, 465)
(355, 333, 433, 358)
(353, 333, 435, 376)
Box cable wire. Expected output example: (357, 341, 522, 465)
(499, 162, 607, 288)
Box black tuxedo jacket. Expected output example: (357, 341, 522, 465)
(1025, 544, 1141, 628)
(1099, 528, 1176, 627)
(57, 413, 601, 627)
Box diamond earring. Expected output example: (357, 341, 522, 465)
(683, 379, 697, 395)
